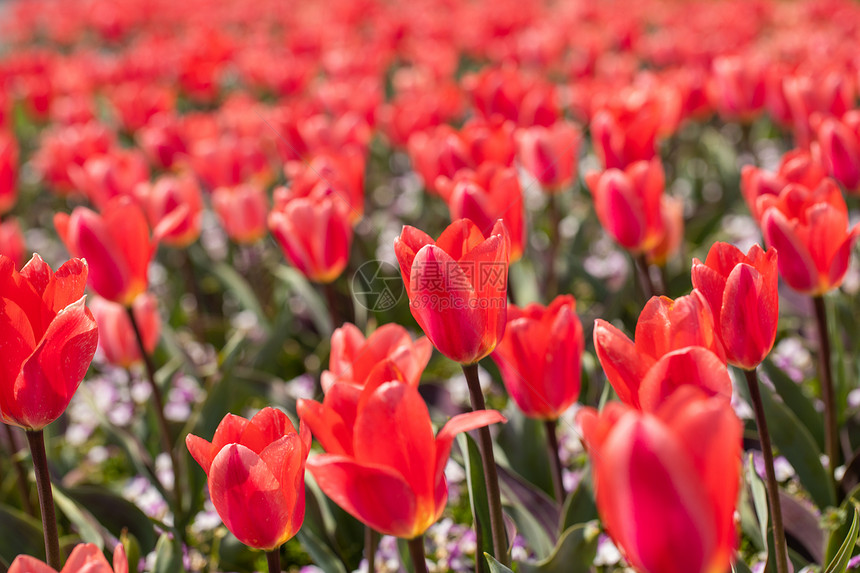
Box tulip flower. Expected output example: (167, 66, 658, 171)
(646, 196, 684, 267)
(67, 149, 149, 211)
(136, 113, 189, 170)
(707, 55, 767, 122)
(690, 242, 779, 370)
(0, 130, 18, 214)
(32, 122, 115, 196)
(322, 322, 432, 392)
(492, 295, 584, 421)
(593, 291, 730, 409)
(440, 165, 526, 261)
(515, 121, 581, 192)
(284, 150, 366, 223)
(186, 407, 311, 551)
(9, 543, 128, 573)
(0, 254, 98, 430)
(304, 379, 505, 539)
(586, 159, 666, 253)
(135, 173, 203, 248)
(741, 149, 827, 221)
(759, 179, 859, 296)
(394, 218, 509, 365)
(589, 88, 666, 170)
(268, 190, 353, 283)
(212, 183, 270, 244)
(54, 197, 180, 306)
(577, 386, 741, 573)
(463, 66, 559, 127)
(90, 294, 160, 368)
(816, 113, 860, 193)
(0, 217, 25, 269)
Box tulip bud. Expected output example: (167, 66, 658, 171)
(212, 183, 270, 244)
(90, 294, 160, 368)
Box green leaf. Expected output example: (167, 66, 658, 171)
(560, 472, 597, 531)
(495, 406, 554, 499)
(0, 505, 45, 567)
(825, 487, 860, 566)
(52, 485, 106, 549)
(210, 262, 271, 333)
(485, 553, 515, 573)
(152, 533, 186, 573)
(64, 486, 157, 554)
(732, 558, 755, 573)
(274, 266, 333, 337)
(761, 359, 825, 451)
(518, 523, 599, 573)
(824, 505, 859, 573)
(458, 433, 493, 571)
(296, 529, 348, 573)
(746, 453, 769, 551)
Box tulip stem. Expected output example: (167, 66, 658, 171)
(365, 526, 379, 572)
(25, 430, 61, 569)
(744, 368, 789, 573)
(407, 536, 429, 573)
(265, 548, 281, 573)
(546, 192, 562, 298)
(462, 364, 509, 567)
(3, 423, 34, 516)
(634, 254, 658, 300)
(812, 295, 840, 485)
(127, 307, 184, 517)
(324, 281, 343, 328)
(544, 420, 566, 503)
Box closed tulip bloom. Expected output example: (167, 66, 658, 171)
(90, 294, 160, 368)
(305, 379, 505, 539)
(646, 196, 684, 267)
(589, 89, 665, 170)
(268, 190, 353, 283)
(322, 322, 432, 392)
(492, 295, 584, 420)
(0, 254, 98, 430)
(10, 543, 128, 573)
(211, 183, 269, 244)
(0, 130, 18, 214)
(54, 197, 171, 306)
(394, 219, 510, 365)
(577, 386, 741, 573)
(186, 408, 311, 551)
(0, 217, 25, 270)
(516, 121, 581, 192)
(67, 149, 149, 211)
(708, 55, 767, 122)
(691, 242, 779, 370)
(586, 159, 666, 253)
(441, 165, 526, 261)
(741, 149, 827, 221)
(760, 179, 859, 296)
(135, 174, 203, 248)
(284, 150, 365, 224)
(593, 291, 729, 409)
(816, 113, 860, 193)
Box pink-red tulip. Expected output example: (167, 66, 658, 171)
(0, 131, 18, 214)
(90, 294, 160, 368)
(304, 379, 505, 539)
(589, 90, 664, 170)
(211, 184, 269, 244)
(760, 179, 859, 296)
(394, 219, 510, 365)
(284, 151, 365, 224)
(67, 149, 149, 211)
(815, 112, 860, 193)
(135, 174, 203, 248)
(492, 295, 584, 420)
(691, 242, 779, 370)
(268, 190, 353, 283)
(0, 217, 25, 269)
(646, 196, 684, 267)
(0, 254, 98, 430)
(186, 408, 311, 551)
(593, 291, 729, 410)
(578, 386, 741, 573)
(708, 55, 767, 122)
(515, 121, 581, 192)
(9, 543, 128, 573)
(741, 149, 827, 221)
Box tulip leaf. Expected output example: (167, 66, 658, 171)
(560, 472, 597, 531)
(824, 505, 859, 573)
(458, 432, 494, 570)
(779, 490, 825, 564)
(152, 533, 186, 573)
(497, 464, 559, 549)
(51, 484, 106, 549)
(296, 529, 348, 573)
(508, 259, 540, 306)
(732, 558, 755, 573)
(761, 359, 825, 451)
(209, 261, 271, 333)
(0, 505, 45, 567)
(64, 486, 158, 554)
(745, 453, 769, 552)
(274, 265, 333, 337)
(485, 553, 516, 573)
(825, 486, 860, 566)
(495, 405, 554, 499)
(517, 523, 599, 573)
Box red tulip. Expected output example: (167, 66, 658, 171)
(90, 294, 160, 368)
(0, 254, 98, 430)
(515, 121, 581, 192)
(9, 543, 128, 573)
(0, 217, 25, 270)
(741, 149, 827, 221)
(268, 191, 353, 284)
(463, 66, 559, 127)
(441, 165, 526, 261)
(186, 408, 311, 551)
(67, 149, 149, 211)
(0, 131, 18, 214)
(646, 196, 684, 267)
(284, 150, 365, 224)
(211, 184, 270, 244)
(492, 295, 584, 420)
(760, 179, 859, 296)
(708, 55, 767, 122)
(589, 90, 663, 170)
(304, 379, 505, 539)
(815, 112, 860, 193)
(577, 386, 741, 573)
(586, 159, 666, 253)
(691, 242, 779, 370)
(322, 323, 432, 392)
(136, 113, 189, 170)
(32, 122, 115, 197)
(394, 219, 510, 365)
(107, 81, 176, 133)
(135, 174, 203, 248)
(54, 197, 175, 306)
(593, 291, 729, 410)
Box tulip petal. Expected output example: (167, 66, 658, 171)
(721, 264, 775, 368)
(8, 555, 57, 573)
(762, 208, 818, 293)
(638, 347, 732, 411)
(296, 397, 354, 456)
(434, 218, 486, 261)
(186, 433, 216, 475)
(259, 432, 307, 540)
(307, 454, 418, 538)
(593, 320, 653, 407)
(60, 542, 114, 573)
(113, 544, 129, 573)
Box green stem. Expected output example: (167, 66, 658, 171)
(462, 364, 509, 567)
(3, 423, 34, 516)
(266, 548, 281, 573)
(544, 420, 565, 504)
(407, 536, 429, 573)
(126, 307, 184, 517)
(812, 295, 840, 486)
(26, 430, 61, 569)
(545, 193, 562, 299)
(634, 253, 657, 301)
(744, 369, 789, 573)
